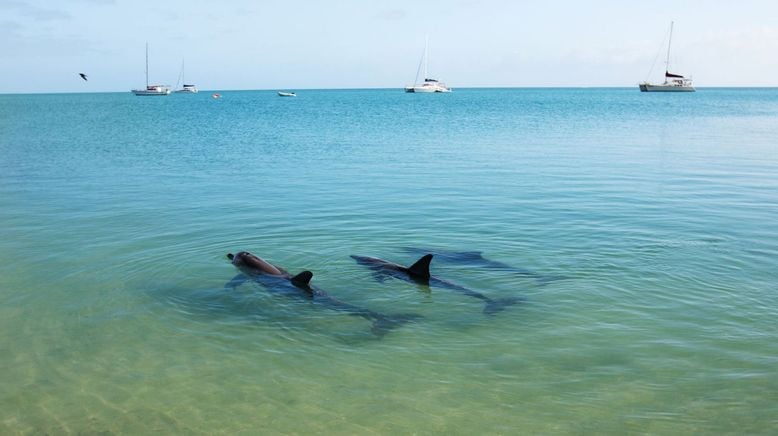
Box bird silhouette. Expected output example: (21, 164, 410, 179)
(79, 73, 88, 81)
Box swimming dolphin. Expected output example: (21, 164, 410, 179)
(79, 73, 88, 81)
(227, 251, 419, 336)
(400, 247, 567, 285)
(350, 254, 521, 315)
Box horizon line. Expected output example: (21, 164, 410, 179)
(3, 86, 778, 96)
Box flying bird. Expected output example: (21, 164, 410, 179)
(79, 73, 88, 81)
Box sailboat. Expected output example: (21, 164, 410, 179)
(404, 37, 451, 93)
(639, 22, 695, 92)
(131, 43, 171, 96)
(174, 60, 198, 93)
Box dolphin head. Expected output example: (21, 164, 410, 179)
(227, 251, 285, 276)
(227, 251, 250, 266)
(227, 251, 261, 273)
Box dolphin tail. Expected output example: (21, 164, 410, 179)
(483, 297, 524, 315)
(370, 313, 422, 337)
(535, 274, 569, 286)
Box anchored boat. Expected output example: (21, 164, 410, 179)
(131, 43, 171, 96)
(174, 60, 198, 94)
(639, 22, 694, 92)
(404, 37, 451, 93)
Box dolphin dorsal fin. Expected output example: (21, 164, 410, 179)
(407, 254, 433, 279)
(291, 271, 313, 287)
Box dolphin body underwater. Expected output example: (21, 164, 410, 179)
(400, 247, 567, 285)
(226, 251, 419, 336)
(350, 254, 521, 315)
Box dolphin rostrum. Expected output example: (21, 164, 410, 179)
(227, 251, 419, 336)
(350, 254, 521, 315)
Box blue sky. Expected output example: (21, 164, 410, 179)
(1, 0, 777, 92)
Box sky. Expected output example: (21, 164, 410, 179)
(1, 0, 777, 93)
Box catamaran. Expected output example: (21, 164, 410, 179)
(174, 60, 198, 94)
(404, 37, 451, 93)
(639, 22, 694, 92)
(131, 43, 171, 96)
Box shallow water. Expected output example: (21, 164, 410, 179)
(1, 88, 777, 434)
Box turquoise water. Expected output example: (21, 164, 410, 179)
(1, 88, 777, 434)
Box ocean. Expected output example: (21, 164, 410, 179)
(1, 88, 777, 434)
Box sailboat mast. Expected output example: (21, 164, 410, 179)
(424, 36, 429, 80)
(665, 21, 674, 74)
(145, 43, 149, 88)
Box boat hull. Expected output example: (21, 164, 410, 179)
(132, 86, 171, 96)
(131, 90, 171, 96)
(404, 86, 451, 93)
(639, 83, 695, 92)
(405, 87, 435, 93)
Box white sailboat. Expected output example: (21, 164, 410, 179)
(131, 43, 171, 96)
(404, 37, 451, 93)
(639, 22, 695, 92)
(174, 60, 198, 93)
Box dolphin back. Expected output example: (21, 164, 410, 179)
(370, 313, 422, 337)
(483, 297, 524, 315)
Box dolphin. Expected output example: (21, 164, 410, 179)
(350, 254, 521, 315)
(400, 247, 567, 285)
(227, 251, 419, 336)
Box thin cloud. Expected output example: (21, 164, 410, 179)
(0, 0, 71, 20)
(375, 9, 407, 21)
(0, 19, 24, 32)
